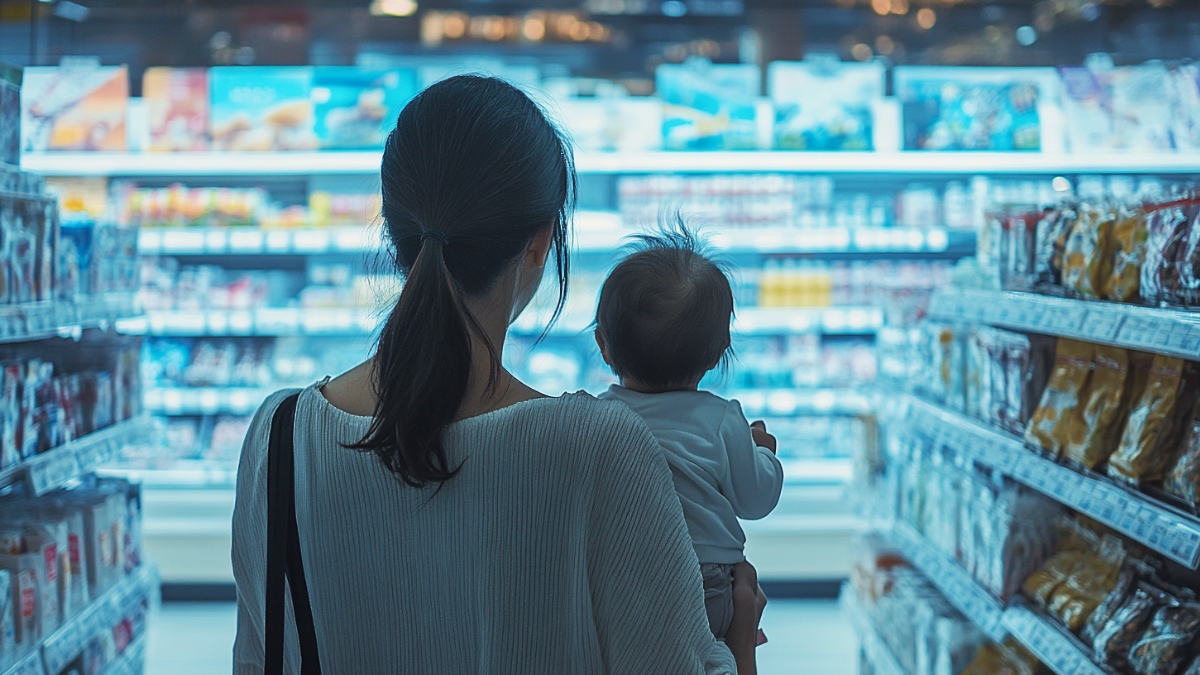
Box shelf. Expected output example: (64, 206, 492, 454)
(0, 416, 158, 496)
(12, 564, 159, 675)
(100, 632, 147, 675)
(0, 650, 41, 675)
(889, 522, 1008, 642)
(906, 396, 1200, 569)
(0, 295, 139, 344)
(1002, 601, 1110, 675)
(733, 388, 872, 418)
(22, 151, 1200, 177)
(137, 224, 971, 257)
(927, 289, 1200, 361)
(129, 306, 884, 338)
(143, 387, 273, 416)
(839, 584, 909, 675)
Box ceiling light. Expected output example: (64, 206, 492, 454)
(370, 0, 418, 18)
(916, 8, 936, 29)
(1015, 25, 1037, 45)
(851, 43, 873, 61)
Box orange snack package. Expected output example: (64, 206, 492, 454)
(1104, 208, 1148, 302)
(1062, 205, 1116, 299)
(1063, 345, 1131, 469)
(1108, 355, 1199, 484)
(1026, 339, 1095, 458)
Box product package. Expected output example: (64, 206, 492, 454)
(1142, 197, 1198, 307)
(209, 67, 317, 151)
(1128, 596, 1200, 675)
(1033, 204, 1078, 294)
(1059, 64, 1175, 152)
(0, 62, 19, 165)
(143, 67, 210, 152)
(1104, 207, 1149, 302)
(767, 60, 883, 151)
(1170, 64, 1200, 151)
(961, 638, 1044, 675)
(997, 206, 1044, 292)
(1108, 355, 1199, 484)
(1061, 203, 1117, 299)
(1089, 582, 1161, 671)
(312, 67, 418, 150)
(895, 67, 1054, 151)
(20, 59, 128, 152)
(0, 569, 13, 659)
(0, 524, 62, 643)
(1062, 345, 1131, 470)
(1026, 339, 1095, 458)
(656, 60, 764, 151)
(1164, 420, 1200, 511)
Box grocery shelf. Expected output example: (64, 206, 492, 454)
(839, 584, 909, 675)
(138, 224, 971, 257)
(0, 416, 158, 496)
(888, 522, 1008, 642)
(927, 289, 1200, 361)
(906, 396, 1200, 569)
(734, 388, 871, 418)
(0, 650, 42, 675)
(0, 294, 139, 344)
(130, 305, 884, 338)
(34, 564, 158, 675)
(22, 150, 1200, 177)
(144, 386, 274, 416)
(1002, 601, 1109, 675)
(99, 633, 147, 675)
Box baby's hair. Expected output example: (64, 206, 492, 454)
(595, 214, 734, 390)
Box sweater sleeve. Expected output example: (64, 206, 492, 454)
(231, 389, 303, 675)
(586, 407, 736, 675)
(719, 401, 784, 521)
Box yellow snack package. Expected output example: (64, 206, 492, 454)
(1164, 420, 1200, 511)
(1047, 542, 1123, 632)
(1063, 346, 1130, 470)
(1108, 355, 1198, 483)
(1062, 205, 1116, 299)
(1104, 208, 1149, 302)
(962, 639, 1042, 675)
(1026, 339, 1095, 458)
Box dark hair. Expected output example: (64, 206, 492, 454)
(349, 75, 575, 487)
(595, 216, 734, 391)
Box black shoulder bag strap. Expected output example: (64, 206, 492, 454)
(265, 392, 323, 675)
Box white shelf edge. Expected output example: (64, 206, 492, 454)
(23, 151, 1200, 176)
(38, 564, 158, 675)
(839, 583, 909, 675)
(0, 295, 140, 344)
(99, 631, 147, 675)
(0, 649, 42, 675)
(1001, 601, 1111, 675)
(888, 522, 1009, 642)
(928, 289, 1200, 361)
(0, 416, 158, 495)
(907, 396, 1200, 569)
(142, 387, 274, 416)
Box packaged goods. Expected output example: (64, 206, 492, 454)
(1059, 64, 1175, 152)
(768, 60, 882, 151)
(1141, 199, 1191, 306)
(1026, 339, 1095, 458)
(1109, 355, 1199, 484)
(961, 638, 1043, 675)
(1178, 203, 1200, 307)
(1061, 204, 1117, 299)
(1034, 204, 1078, 293)
(1128, 597, 1200, 675)
(0, 569, 13, 658)
(895, 67, 1050, 151)
(1104, 207, 1149, 302)
(0, 524, 62, 641)
(20, 60, 128, 152)
(1090, 583, 1161, 671)
(0, 63, 19, 165)
(312, 67, 418, 150)
(1063, 345, 1131, 469)
(144, 67, 209, 152)
(998, 207, 1043, 292)
(656, 60, 764, 151)
(209, 67, 317, 152)
(1082, 562, 1138, 644)
(1164, 420, 1200, 510)
(1045, 542, 1123, 632)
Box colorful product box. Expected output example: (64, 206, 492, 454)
(144, 67, 210, 152)
(895, 66, 1056, 152)
(656, 61, 764, 151)
(210, 67, 317, 152)
(768, 60, 883, 151)
(1059, 63, 1176, 152)
(312, 67, 418, 150)
(1170, 64, 1200, 151)
(0, 63, 20, 165)
(20, 60, 128, 152)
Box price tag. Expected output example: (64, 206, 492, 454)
(228, 310, 254, 335)
(228, 229, 265, 253)
(1165, 324, 1200, 357)
(265, 231, 291, 253)
(199, 390, 221, 415)
(1041, 305, 1086, 335)
(1165, 524, 1200, 568)
(163, 390, 185, 415)
(138, 230, 163, 255)
(293, 230, 331, 253)
(206, 312, 230, 335)
(204, 230, 229, 253)
(334, 228, 369, 252)
(161, 230, 205, 253)
(256, 308, 300, 335)
(1117, 315, 1161, 350)
(1081, 309, 1123, 343)
(165, 313, 206, 335)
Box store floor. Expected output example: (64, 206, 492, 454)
(147, 598, 859, 673)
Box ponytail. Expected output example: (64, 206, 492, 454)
(349, 74, 574, 487)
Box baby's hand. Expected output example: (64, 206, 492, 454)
(750, 421, 777, 455)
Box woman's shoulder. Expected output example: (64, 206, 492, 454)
(503, 391, 664, 464)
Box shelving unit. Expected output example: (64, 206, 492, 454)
(0, 294, 138, 344)
(0, 416, 158, 496)
(839, 584, 909, 675)
(904, 395, 1200, 569)
(927, 289, 1200, 360)
(1002, 602, 1110, 675)
(23, 150, 1200, 177)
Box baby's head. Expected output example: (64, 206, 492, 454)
(595, 218, 734, 393)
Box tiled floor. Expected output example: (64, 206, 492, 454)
(147, 599, 859, 674)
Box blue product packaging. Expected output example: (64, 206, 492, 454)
(769, 60, 883, 151)
(209, 67, 317, 151)
(656, 60, 762, 151)
(0, 63, 20, 166)
(57, 216, 94, 299)
(311, 67, 418, 150)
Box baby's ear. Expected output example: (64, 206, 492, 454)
(594, 328, 612, 366)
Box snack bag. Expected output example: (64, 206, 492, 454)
(1026, 339, 1094, 458)
(1063, 345, 1130, 469)
(1141, 200, 1186, 306)
(1104, 207, 1148, 302)
(1178, 202, 1200, 307)
(1090, 583, 1162, 671)
(1034, 204, 1077, 293)
(1183, 654, 1200, 675)
(0, 569, 13, 658)
(1164, 420, 1200, 510)
(1062, 204, 1115, 299)
(1158, 201, 1199, 306)
(1108, 355, 1198, 483)
(961, 638, 1042, 675)
(1045, 537, 1123, 631)
(1081, 562, 1138, 645)
(1128, 597, 1200, 675)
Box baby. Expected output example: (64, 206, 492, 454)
(595, 223, 785, 640)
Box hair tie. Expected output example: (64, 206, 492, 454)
(420, 230, 450, 246)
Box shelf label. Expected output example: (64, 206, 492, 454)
(1080, 309, 1123, 343)
(265, 231, 291, 253)
(160, 231, 205, 253)
(256, 308, 300, 334)
(204, 230, 228, 253)
(293, 230, 330, 253)
(228, 229, 265, 252)
(1117, 315, 1161, 350)
(1040, 304, 1086, 335)
(227, 310, 254, 335)
(1165, 324, 1200, 357)
(138, 230, 163, 255)
(334, 228, 369, 252)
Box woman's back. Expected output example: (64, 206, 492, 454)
(233, 385, 728, 674)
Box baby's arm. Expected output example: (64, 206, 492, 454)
(720, 403, 784, 521)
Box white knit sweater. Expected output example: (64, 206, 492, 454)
(232, 384, 737, 674)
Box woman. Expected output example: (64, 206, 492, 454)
(232, 75, 764, 674)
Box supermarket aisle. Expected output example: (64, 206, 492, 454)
(146, 599, 857, 674)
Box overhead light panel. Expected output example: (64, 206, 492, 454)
(370, 0, 418, 18)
